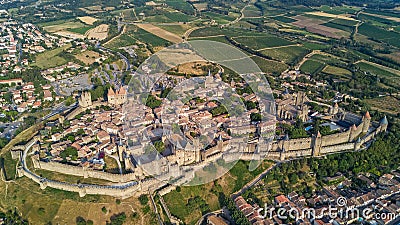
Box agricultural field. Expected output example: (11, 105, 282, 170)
(322, 19, 358, 33)
(135, 23, 182, 43)
(322, 65, 352, 77)
(356, 61, 400, 88)
(292, 15, 351, 39)
(300, 59, 325, 75)
(305, 11, 357, 21)
(42, 20, 86, 33)
(315, 5, 360, 15)
(202, 12, 236, 25)
(145, 11, 195, 23)
(251, 56, 288, 75)
(379, 51, 400, 64)
(189, 36, 232, 45)
(308, 54, 346, 65)
(302, 42, 329, 50)
(86, 24, 109, 40)
(67, 26, 94, 35)
(260, 46, 310, 65)
(357, 24, 400, 48)
(189, 27, 268, 38)
(131, 27, 172, 47)
(74, 50, 102, 65)
(104, 34, 137, 49)
(77, 16, 98, 25)
(232, 36, 295, 50)
(273, 15, 297, 23)
(155, 24, 191, 36)
(193, 3, 207, 12)
(365, 96, 400, 115)
(165, 0, 195, 14)
(33, 43, 72, 69)
(242, 5, 262, 18)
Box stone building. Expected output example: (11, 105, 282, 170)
(107, 87, 127, 105)
(78, 91, 92, 108)
(276, 90, 309, 122)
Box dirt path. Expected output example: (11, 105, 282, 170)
(257, 43, 301, 51)
(355, 59, 400, 76)
(220, 0, 254, 28)
(104, 24, 127, 46)
(184, 26, 205, 40)
(294, 50, 320, 70)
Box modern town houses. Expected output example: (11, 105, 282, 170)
(0, 80, 57, 113)
(0, 21, 56, 71)
(234, 172, 400, 225)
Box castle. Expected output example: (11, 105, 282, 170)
(107, 87, 127, 105)
(78, 91, 92, 108)
(12, 85, 390, 199)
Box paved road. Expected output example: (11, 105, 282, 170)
(41, 102, 78, 121)
(0, 121, 21, 139)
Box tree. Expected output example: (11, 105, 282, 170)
(138, 194, 149, 205)
(60, 146, 78, 160)
(154, 141, 165, 153)
(107, 212, 126, 225)
(145, 95, 162, 109)
(250, 113, 262, 122)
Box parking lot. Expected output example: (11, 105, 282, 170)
(52, 73, 93, 96)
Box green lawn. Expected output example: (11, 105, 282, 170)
(33, 43, 72, 69)
(1, 151, 17, 180)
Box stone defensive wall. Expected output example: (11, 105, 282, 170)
(66, 101, 107, 120)
(320, 143, 354, 154)
(32, 158, 137, 183)
(17, 105, 387, 198)
(19, 166, 142, 198)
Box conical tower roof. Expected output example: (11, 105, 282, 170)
(107, 87, 115, 96)
(365, 111, 371, 119)
(380, 116, 388, 125)
(284, 133, 289, 141)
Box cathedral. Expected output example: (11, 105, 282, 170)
(276, 90, 309, 122)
